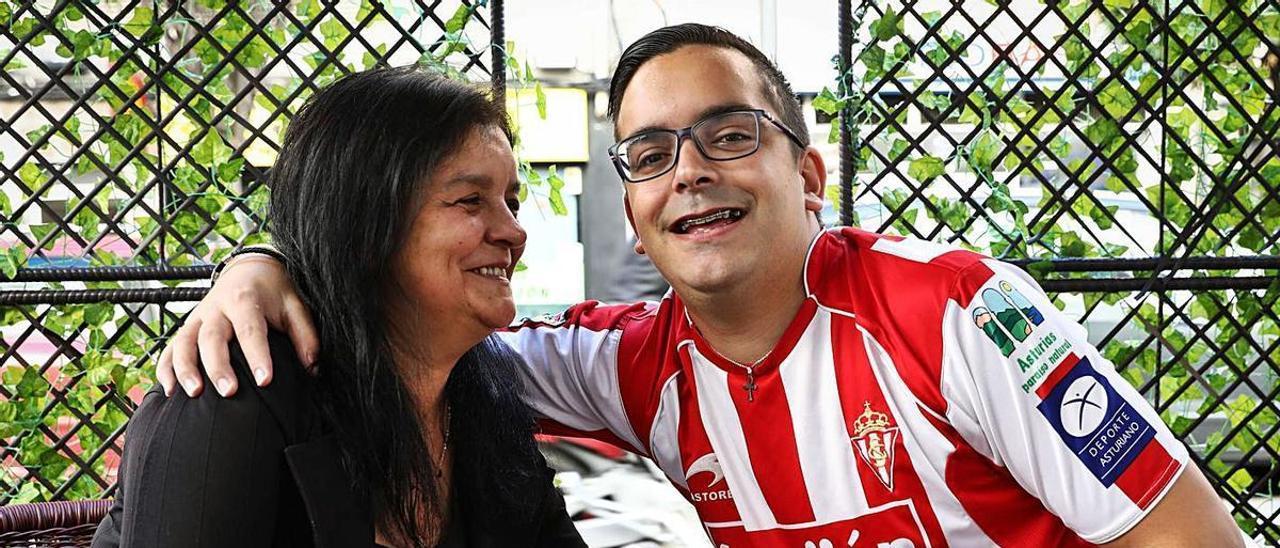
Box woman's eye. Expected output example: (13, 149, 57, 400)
(506, 198, 521, 214)
(455, 195, 483, 207)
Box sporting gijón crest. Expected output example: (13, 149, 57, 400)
(850, 401, 898, 491)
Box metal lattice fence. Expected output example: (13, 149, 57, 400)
(1, 0, 1278, 543)
(0, 0, 501, 503)
(831, 0, 1280, 541)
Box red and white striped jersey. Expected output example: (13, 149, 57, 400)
(500, 228, 1187, 547)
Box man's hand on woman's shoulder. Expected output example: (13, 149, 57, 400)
(158, 255, 318, 398)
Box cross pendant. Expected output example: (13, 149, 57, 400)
(743, 373, 758, 402)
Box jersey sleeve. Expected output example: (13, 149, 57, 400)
(496, 301, 652, 455)
(939, 259, 1189, 543)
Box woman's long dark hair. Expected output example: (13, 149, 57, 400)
(267, 67, 541, 545)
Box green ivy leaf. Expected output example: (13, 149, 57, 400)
(444, 4, 473, 33)
(534, 81, 547, 120)
(0, 246, 26, 279)
(216, 157, 246, 184)
(15, 366, 47, 398)
(25, 124, 51, 144)
(1085, 201, 1118, 230)
(812, 87, 842, 116)
(858, 44, 886, 80)
(1098, 81, 1136, 119)
(967, 131, 1002, 175)
(908, 155, 946, 182)
(362, 44, 389, 70)
(826, 118, 841, 144)
(191, 131, 231, 166)
(84, 303, 113, 326)
(70, 29, 97, 61)
(29, 224, 57, 250)
(918, 92, 950, 111)
(888, 138, 909, 162)
(870, 8, 903, 41)
(1084, 118, 1120, 153)
(122, 7, 160, 43)
(318, 18, 348, 50)
(547, 166, 567, 215)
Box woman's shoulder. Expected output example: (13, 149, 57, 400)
(96, 331, 321, 547)
(224, 330, 316, 438)
(131, 331, 315, 442)
(227, 330, 312, 400)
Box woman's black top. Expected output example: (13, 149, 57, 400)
(92, 332, 585, 547)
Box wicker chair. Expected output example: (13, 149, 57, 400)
(0, 500, 111, 547)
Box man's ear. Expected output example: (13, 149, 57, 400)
(800, 145, 827, 214)
(623, 195, 646, 255)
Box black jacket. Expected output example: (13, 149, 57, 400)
(93, 333, 585, 547)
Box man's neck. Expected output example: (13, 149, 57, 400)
(680, 230, 817, 365)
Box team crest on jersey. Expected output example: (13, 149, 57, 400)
(850, 401, 898, 491)
(972, 280, 1045, 357)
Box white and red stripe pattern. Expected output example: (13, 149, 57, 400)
(502, 228, 1187, 547)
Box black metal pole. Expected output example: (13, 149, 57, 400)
(3, 255, 1275, 284)
(0, 288, 210, 306)
(490, 0, 505, 105)
(838, 0, 855, 227)
(4, 275, 1271, 305)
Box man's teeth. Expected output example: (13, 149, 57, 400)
(679, 209, 743, 233)
(473, 266, 507, 279)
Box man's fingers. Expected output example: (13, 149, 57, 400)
(226, 306, 273, 387)
(169, 319, 205, 398)
(281, 297, 320, 372)
(197, 319, 237, 398)
(155, 346, 176, 397)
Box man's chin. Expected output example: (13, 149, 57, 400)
(670, 263, 753, 297)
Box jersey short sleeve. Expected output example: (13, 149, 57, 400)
(940, 258, 1188, 543)
(496, 301, 652, 454)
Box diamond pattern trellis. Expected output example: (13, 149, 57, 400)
(1, 0, 499, 504)
(2, 0, 1279, 542)
(835, 0, 1280, 541)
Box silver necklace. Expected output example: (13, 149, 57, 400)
(434, 404, 452, 479)
(723, 352, 770, 403)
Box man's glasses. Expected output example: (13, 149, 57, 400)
(608, 109, 806, 183)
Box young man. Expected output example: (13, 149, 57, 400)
(160, 24, 1240, 547)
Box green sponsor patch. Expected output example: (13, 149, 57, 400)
(1017, 331, 1075, 394)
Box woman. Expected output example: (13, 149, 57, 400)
(93, 67, 586, 547)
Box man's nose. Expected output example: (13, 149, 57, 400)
(670, 134, 715, 191)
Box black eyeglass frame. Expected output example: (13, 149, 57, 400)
(607, 108, 807, 183)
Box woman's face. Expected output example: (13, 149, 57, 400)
(391, 125, 526, 347)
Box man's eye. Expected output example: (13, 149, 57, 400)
(635, 151, 670, 167)
(714, 131, 751, 143)
(455, 195, 483, 207)
(506, 198, 521, 214)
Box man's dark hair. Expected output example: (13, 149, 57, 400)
(607, 23, 809, 151)
(269, 66, 541, 546)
